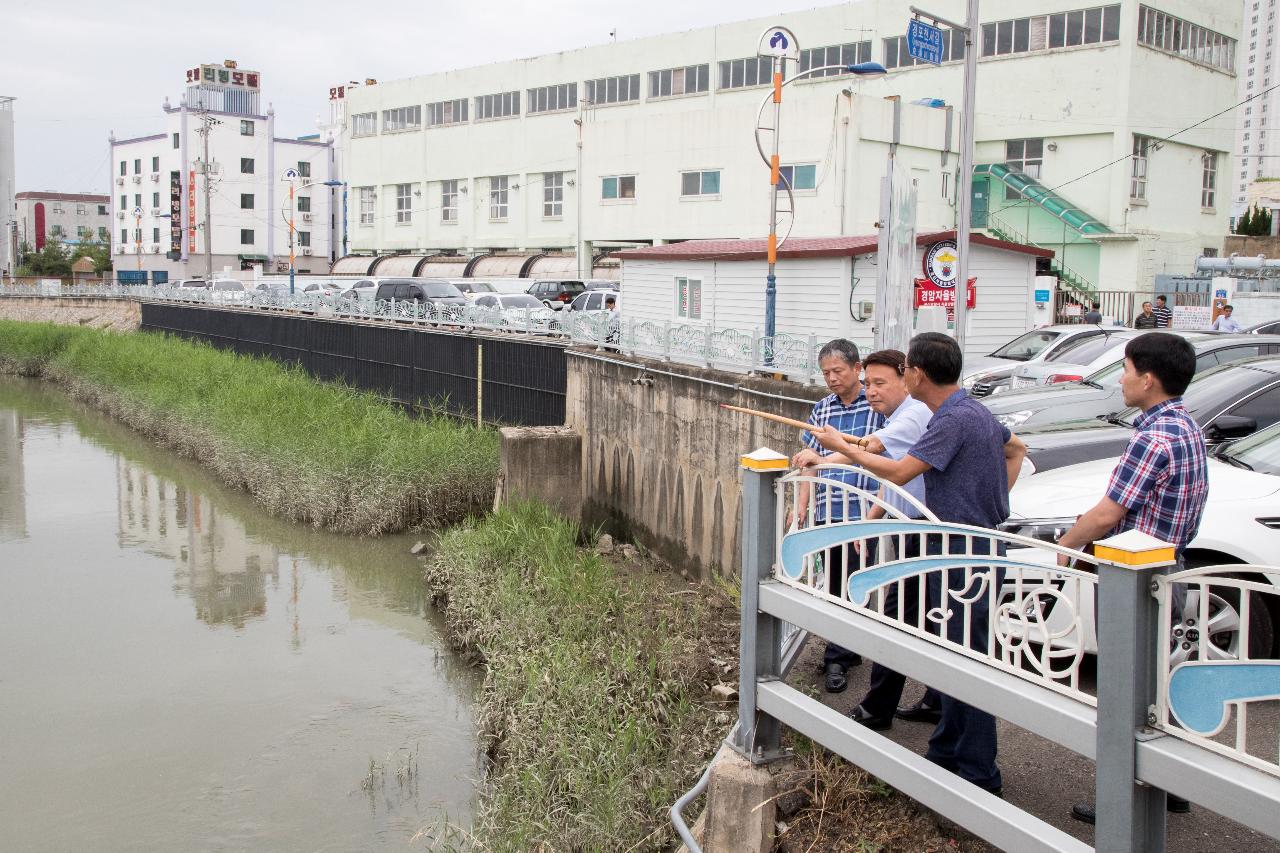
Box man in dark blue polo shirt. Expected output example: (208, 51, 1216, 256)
(816, 332, 1027, 795)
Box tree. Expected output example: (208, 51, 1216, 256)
(71, 236, 113, 275)
(15, 238, 72, 277)
(1259, 206, 1275, 237)
(1236, 207, 1253, 235)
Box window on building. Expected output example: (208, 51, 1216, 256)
(97, 204, 107, 215)
(718, 56, 776, 90)
(1005, 138, 1044, 199)
(172, 132, 180, 149)
(1132, 136, 1152, 199)
(241, 157, 254, 174)
(352, 112, 377, 137)
(649, 64, 710, 97)
(1203, 247, 1219, 258)
(50, 225, 64, 238)
(681, 170, 721, 196)
(976, 5, 1121, 57)
(441, 180, 459, 222)
(133, 194, 141, 208)
(383, 105, 422, 131)
(151, 156, 159, 172)
(240, 229, 254, 244)
(425, 99, 467, 127)
(777, 164, 818, 191)
(134, 228, 142, 243)
(241, 193, 254, 209)
(585, 74, 641, 105)
(119, 194, 126, 210)
(98, 226, 109, 241)
(133, 158, 141, 174)
(799, 42, 874, 76)
(476, 90, 521, 120)
(358, 187, 375, 225)
(152, 227, 160, 243)
(1137, 6, 1237, 73)
(298, 231, 311, 247)
(76, 203, 86, 215)
(675, 277, 702, 320)
(240, 120, 254, 136)
(120, 228, 128, 245)
(296, 195, 311, 212)
(489, 176, 509, 220)
(527, 82, 578, 114)
(543, 171, 564, 217)
(1202, 151, 1218, 208)
(151, 192, 160, 208)
(395, 183, 413, 224)
(76, 225, 89, 239)
(297, 161, 311, 178)
(52, 202, 64, 213)
(943, 170, 953, 199)
(602, 175, 637, 200)
(119, 161, 126, 176)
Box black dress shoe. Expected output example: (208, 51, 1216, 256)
(824, 662, 848, 693)
(849, 704, 893, 730)
(895, 700, 942, 724)
(1073, 795, 1191, 825)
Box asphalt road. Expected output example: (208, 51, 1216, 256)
(790, 640, 1280, 853)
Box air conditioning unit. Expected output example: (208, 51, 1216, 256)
(302, 247, 313, 256)
(301, 212, 313, 222)
(150, 173, 161, 182)
(115, 176, 125, 186)
(117, 211, 125, 219)
(151, 244, 161, 253)
(132, 175, 142, 184)
(151, 207, 164, 216)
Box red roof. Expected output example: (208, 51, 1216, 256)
(16, 191, 110, 203)
(617, 231, 1054, 261)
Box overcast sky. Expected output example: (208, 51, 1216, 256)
(1, 0, 846, 194)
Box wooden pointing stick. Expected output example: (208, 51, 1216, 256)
(719, 404, 869, 447)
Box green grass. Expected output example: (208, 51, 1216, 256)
(0, 319, 498, 532)
(426, 501, 737, 851)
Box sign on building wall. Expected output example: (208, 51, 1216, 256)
(186, 65, 260, 90)
(1172, 305, 1212, 329)
(169, 171, 183, 255)
(187, 170, 197, 253)
(915, 239, 976, 319)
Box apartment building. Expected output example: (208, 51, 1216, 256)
(15, 191, 112, 251)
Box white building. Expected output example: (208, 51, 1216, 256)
(337, 1, 1239, 294)
(15, 192, 112, 251)
(1232, 0, 1277, 220)
(1, 96, 15, 277)
(109, 62, 337, 280)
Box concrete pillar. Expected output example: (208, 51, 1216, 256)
(494, 426, 582, 520)
(700, 750, 777, 853)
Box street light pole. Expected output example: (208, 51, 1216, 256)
(288, 180, 296, 295)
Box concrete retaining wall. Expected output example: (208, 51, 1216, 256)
(566, 347, 822, 579)
(0, 297, 140, 331)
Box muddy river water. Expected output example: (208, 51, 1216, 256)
(0, 377, 478, 851)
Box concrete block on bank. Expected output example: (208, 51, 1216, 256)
(495, 426, 582, 520)
(701, 750, 777, 853)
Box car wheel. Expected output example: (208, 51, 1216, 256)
(1169, 587, 1275, 665)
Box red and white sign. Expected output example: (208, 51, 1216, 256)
(187, 170, 197, 253)
(914, 278, 976, 310)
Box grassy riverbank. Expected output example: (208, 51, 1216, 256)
(425, 501, 740, 850)
(0, 320, 497, 533)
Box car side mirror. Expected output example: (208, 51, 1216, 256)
(1207, 414, 1258, 442)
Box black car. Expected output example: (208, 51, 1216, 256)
(372, 278, 467, 308)
(527, 279, 587, 309)
(983, 333, 1280, 430)
(1019, 355, 1280, 474)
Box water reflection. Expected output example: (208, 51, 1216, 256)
(0, 377, 478, 852)
(0, 406, 27, 542)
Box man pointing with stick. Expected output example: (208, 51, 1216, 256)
(790, 339, 884, 694)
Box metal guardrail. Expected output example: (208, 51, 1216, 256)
(711, 463, 1280, 852)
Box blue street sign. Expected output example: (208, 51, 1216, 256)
(907, 19, 944, 65)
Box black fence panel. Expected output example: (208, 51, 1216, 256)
(138, 303, 565, 426)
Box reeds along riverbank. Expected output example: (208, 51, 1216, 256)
(0, 320, 498, 534)
(425, 501, 739, 851)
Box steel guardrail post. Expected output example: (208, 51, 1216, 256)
(1094, 531, 1175, 853)
(734, 461, 785, 761)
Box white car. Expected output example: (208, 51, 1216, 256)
(1003, 422, 1280, 657)
(471, 293, 560, 332)
(1009, 329, 1139, 390)
(445, 279, 499, 301)
(339, 279, 377, 302)
(300, 281, 344, 298)
(962, 325, 1123, 398)
(208, 279, 248, 304)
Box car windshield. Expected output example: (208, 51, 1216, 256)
(1084, 358, 1125, 388)
(181, 280, 206, 287)
(214, 281, 244, 291)
(422, 281, 463, 298)
(1217, 421, 1280, 476)
(1046, 334, 1125, 364)
(990, 330, 1062, 361)
(501, 295, 542, 308)
(1113, 360, 1277, 427)
(467, 282, 496, 293)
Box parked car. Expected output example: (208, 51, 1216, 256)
(962, 325, 1125, 397)
(373, 278, 467, 311)
(209, 279, 248, 304)
(339, 279, 377, 301)
(585, 279, 620, 291)
(472, 293, 559, 332)
(983, 333, 1280, 429)
(254, 282, 288, 296)
(300, 281, 345, 298)
(566, 290, 620, 312)
(527, 279, 587, 310)
(446, 279, 498, 300)
(1008, 330, 1141, 390)
(176, 278, 210, 290)
(1247, 319, 1280, 335)
(1016, 355, 1280, 475)
(1002, 421, 1280, 657)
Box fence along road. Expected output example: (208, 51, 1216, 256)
(723, 461, 1280, 853)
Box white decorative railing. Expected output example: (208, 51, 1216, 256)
(1155, 566, 1280, 779)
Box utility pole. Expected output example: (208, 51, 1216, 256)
(951, 0, 979, 352)
(195, 110, 218, 281)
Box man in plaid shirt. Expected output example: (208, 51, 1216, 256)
(791, 339, 885, 693)
(1055, 332, 1206, 824)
